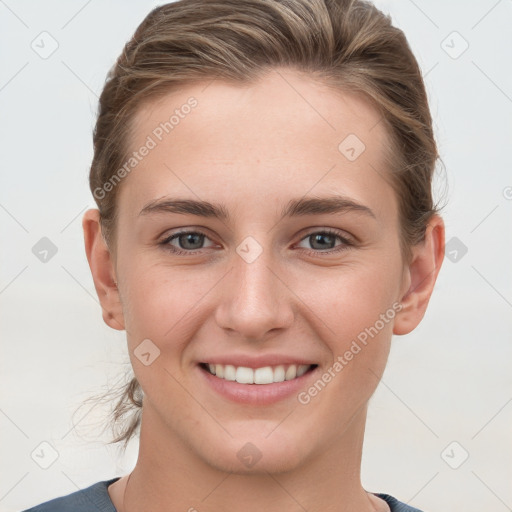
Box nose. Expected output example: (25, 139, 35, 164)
(214, 242, 294, 341)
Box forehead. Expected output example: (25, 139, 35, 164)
(120, 68, 397, 222)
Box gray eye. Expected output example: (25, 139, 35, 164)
(297, 231, 344, 251)
(176, 232, 205, 250)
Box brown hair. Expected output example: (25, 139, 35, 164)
(88, 0, 444, 447)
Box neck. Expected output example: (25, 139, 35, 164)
(118, 404, 383, 512)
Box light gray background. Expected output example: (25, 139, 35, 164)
(1, 1, 511, 511)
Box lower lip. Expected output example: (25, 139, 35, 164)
(197, 364, 318, 405)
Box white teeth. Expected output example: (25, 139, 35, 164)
(273, 365, 285, 382)
(254, 366, 273, 384)
(224, 364, 236, 381)
(285, 364, 297, 381)
(204, 363, 313, 384)
(235, 366, 254, 384)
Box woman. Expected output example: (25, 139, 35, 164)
(24, 0, 444, 510)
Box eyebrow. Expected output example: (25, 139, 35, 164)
(139, 195, 376, 221)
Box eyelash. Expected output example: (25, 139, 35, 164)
(159, 228, 354, 256)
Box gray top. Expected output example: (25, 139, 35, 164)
(22, 478, 425, 512)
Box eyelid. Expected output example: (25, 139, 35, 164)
(160, 229, 217, 251)
(160, 226, 356, 256)
(295, 227, 354, 253)
(299, 226, 354, 244)
(159, 225, 214, 240)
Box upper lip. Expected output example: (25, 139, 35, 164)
(198, 354, 317, 368)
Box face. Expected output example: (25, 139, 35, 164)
(107, 68, 410, 473)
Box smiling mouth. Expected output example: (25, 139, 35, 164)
(199, 363, 317, 384)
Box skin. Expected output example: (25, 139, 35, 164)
(83, 67, 444, 512)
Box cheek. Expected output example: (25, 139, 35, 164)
(119, 266, 208, 410)
(119, 259, 219, 355)
(303, 255, 402, 395)
(305, 256, 402, 345)
(294, 271, 398, 435)
(119, 245, 403, 348)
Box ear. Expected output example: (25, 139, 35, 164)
(82, 209, 125, 331)
(393, 214, 445, 336)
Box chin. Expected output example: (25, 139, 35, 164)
(197, 428, 308, 475)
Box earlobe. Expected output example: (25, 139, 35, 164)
(393, 214, 445, 336)
(82, 209, 125, 331)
